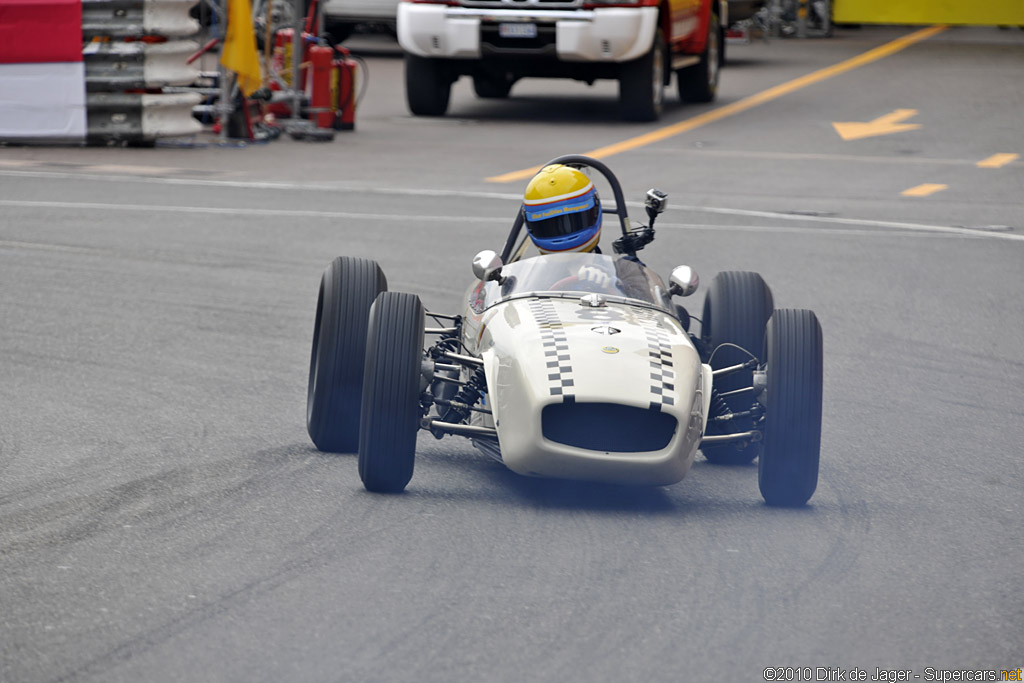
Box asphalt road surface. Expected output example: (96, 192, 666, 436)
(1, 25, 1022, 683)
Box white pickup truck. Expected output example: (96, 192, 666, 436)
(397, 0, 726, 121)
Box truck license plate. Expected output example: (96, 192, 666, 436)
(498, 22, 538, 39)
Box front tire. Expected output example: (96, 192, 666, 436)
(700, 271, 773, 464)
(619, 30, 665, 122)
(759, 309, 823, 507)
(358, 292, 425, 493)
(678, 11, 720, 103)
(307, 257, 387, 453)
(405, 54, 452, 117)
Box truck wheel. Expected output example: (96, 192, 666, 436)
(619, 30, 665, 122)
(307, 257, 388, 452)
(678, 11, 720, 103)
(358, 292, 425, 493)
(759, 309, 823, 507)
(700, 271, 773, 464)
(405, 54, 451, 116)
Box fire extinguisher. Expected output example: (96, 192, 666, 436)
(332, 46, 358, 131)
(309, 44, 334, 128)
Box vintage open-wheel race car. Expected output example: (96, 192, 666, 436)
(306, 155, 823, 506)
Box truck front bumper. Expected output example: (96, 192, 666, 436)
(397, 4, 658, 63)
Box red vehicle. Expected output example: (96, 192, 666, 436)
(397, 0, 726, 121)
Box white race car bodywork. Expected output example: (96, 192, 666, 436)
(460, 254, 712, 486)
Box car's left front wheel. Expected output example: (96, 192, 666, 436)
(358, 292, 425, 493)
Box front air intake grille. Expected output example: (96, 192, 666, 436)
(542, 403, 677, 453)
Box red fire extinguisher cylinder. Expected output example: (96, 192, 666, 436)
(309, 44, 334, 128)
(333, 47, 357, 131)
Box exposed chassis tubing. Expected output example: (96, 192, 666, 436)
(422, 154, 765, 452)
(398, 3, 658, 63)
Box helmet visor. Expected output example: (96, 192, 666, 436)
(526, 201, 601, 239)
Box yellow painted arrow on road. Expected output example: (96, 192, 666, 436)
(832, 109, 922, 141)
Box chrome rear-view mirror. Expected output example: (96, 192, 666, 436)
(669, 265, 699, 297)
(472, 250, 503, 282)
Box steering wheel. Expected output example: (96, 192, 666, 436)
(549, 275, 581, 291)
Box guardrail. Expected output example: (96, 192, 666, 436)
(82, 0, 201, 39)
(84, 0, 203, 144)
(86, 92, 202, 142)
(84, 40, 201, 91)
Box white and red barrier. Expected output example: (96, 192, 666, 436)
(1, 0, 203, 144)
(0, 0, 87, 141)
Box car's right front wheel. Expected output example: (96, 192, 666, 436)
(758, 309, 823, 507)
(358, 292, 425, 493)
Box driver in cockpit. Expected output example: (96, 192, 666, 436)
(521, 164, 653, 300)
(521, 163, 614, 292)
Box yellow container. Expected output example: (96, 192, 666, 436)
(834, 0, 1024, 25)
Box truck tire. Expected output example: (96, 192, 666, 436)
(358, 292, 425, 493)
(759, 309, 823, 507)
(406, 54, 452, 116)
(307, 257, 388, 453)
(700, 271, 773, 464)
(619, 30, 665, 122)
(677, 11, 720, 103)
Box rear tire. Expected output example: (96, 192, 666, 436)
(405, 54, 452, 117)
(619, 30, 665, 122)
(759, 309, 823, 506)
(307, 257, 388, 452)
(358, 292, 425, 493)
(678, 11, 720, 103)
(700, 271, 773, 464)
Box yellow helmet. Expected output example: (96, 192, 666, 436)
(522, 164, 602, 253)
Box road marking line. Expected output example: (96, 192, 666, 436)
(0, 199, 510, 224)
(486, 25, 948, 183)
(976, 153, 1019, 168)
(901, 183, 948, 197)
(2, 198, 1021, 242)
(832, 109, 921, 141)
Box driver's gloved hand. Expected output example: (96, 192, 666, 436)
(577, 265, 612, 289)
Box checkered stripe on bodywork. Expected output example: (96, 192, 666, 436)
(528, 299, 575, 402)
(632, 309, 676, 411)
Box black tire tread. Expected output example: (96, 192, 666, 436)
(701, 271, 773, 464)
(619, 30, 665, 122)
(677, 11, 720, 103)
(307, 257, 387, 452)
(358, 292, 425, 493)
(759, 309, 823, 507)
(406, 54, 451, 117)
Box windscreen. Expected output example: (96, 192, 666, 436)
(478, 253, 670, 311)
